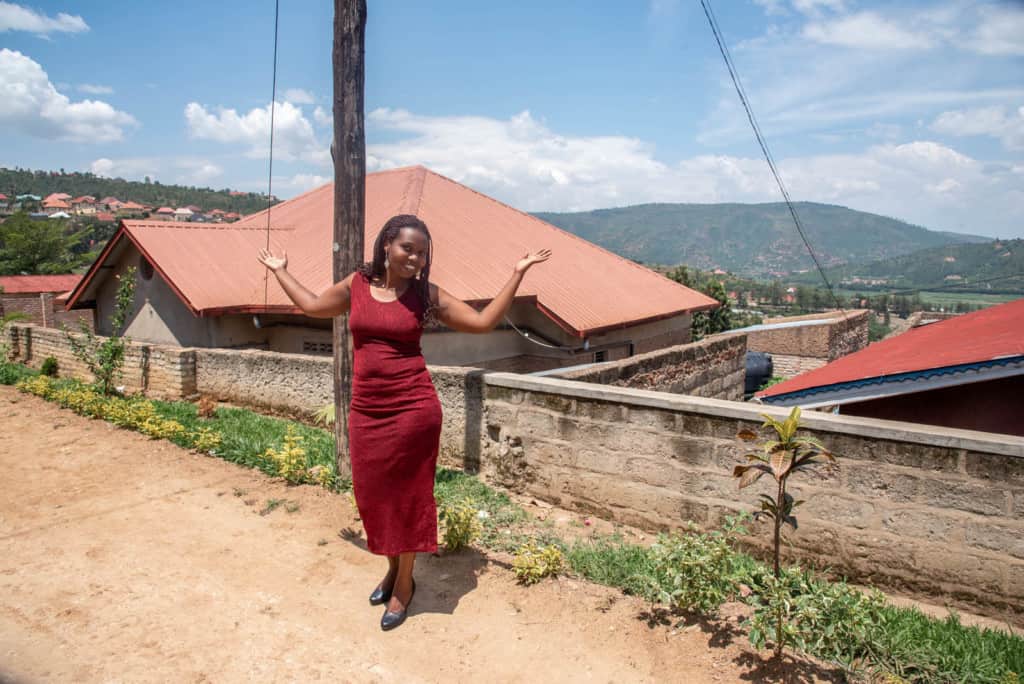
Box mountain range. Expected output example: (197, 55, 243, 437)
(534, 202, 987, 277)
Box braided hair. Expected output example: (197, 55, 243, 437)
(358, 214, 437, 325)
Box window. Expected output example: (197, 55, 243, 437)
(594, 350, 607, 363)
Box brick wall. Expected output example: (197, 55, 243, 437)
(1, 294, 93, 331)
(478, 372, 1024, 622)
(552, 334, 747, 401)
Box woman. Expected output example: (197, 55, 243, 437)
(257, 214, 550, 631)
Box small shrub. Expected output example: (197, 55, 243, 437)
(189, 426, 222, 454)
(0, 361, 35, 385)
(439, 500, 482, 551)
(40, 356, 58, 377)
(264, 425, 308, 484)
(513, 541, 565, 585)
(648, 515, 749, 616)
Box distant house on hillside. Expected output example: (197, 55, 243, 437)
(758, 298, 1024, 436)
(173, 207, 194, 222)
(64, 166, 718, 371)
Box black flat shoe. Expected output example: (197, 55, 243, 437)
(368, 583, 393, 606)
(380, 579, 415, 631)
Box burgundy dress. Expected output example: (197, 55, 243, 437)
(348, 272, 442, 555)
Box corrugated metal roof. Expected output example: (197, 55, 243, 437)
(67, 166, 717, 336)
(0, 274, 82, 294)
(759, 297, 1024, 400)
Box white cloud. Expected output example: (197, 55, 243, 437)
(184, 100, 328, 165)
(0, 1, 88, 36)
(313, 106, 331, 127)
(90, 157, 224, 185)
(365, 108, 1022, 238)
(78, 83, 113, 95)
(792, 0, 845, 16)
(931, 105, 1024, 151)
(91, 157, 160, 181)
(284, 88, 316, 104)
(0, 49, 136, 142)
(963, 4, 1024, 56)
(803, 11, 934, 50)
(281, 173, 330, 192)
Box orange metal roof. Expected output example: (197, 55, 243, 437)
(0, 274, 81, 294)
(67, 166, 717, 336)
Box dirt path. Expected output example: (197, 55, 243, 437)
(0, 385, 842, 683)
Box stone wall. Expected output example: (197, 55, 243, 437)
(747, 310, 870, 378)
(552, 334, 746, 401)
(478, 372, 1024, 621)
(7, 324, 195, 398)
(6, 324, 481, 469)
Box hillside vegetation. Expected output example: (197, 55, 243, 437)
(534, 202, 986, 277)
(799, 239, 1024, 294)
(1, 167, 275, 215)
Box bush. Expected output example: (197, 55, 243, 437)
(264, 424, 309, 484)
(513, 541, 565, 585)
(0, 361, 36, 385)
(40, 356, 58, 377)
(439, 500, 482, 551)
(648, 515, 749, 615)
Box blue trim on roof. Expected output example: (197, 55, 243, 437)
(761, 355, 1024, 404)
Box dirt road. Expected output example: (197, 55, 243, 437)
(0, 386, 839, 683)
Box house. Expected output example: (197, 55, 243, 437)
(43, 193, 70, 203)
(71, 196, 97, 215)
(100, 197, 123, 211)
(173, 207, 194, 222)
(96, 212, 116, 223)
(0, 274, 91, 330)
(42, 198, 71, 214)
(64, 165, 718, 371)
(117, 201, 145, 216)
(757, 298, 1024, 436)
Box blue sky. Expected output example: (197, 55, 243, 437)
(1, 0, 1022, 238)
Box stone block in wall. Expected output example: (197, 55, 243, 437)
(915, 546, 1005, 596)
(963, 519, 1024, 559)
(965, 451, 1024, 484)
(880, 507, 964, 544)
(844, 463, 921, 503)
(917, 477, 1010, 517)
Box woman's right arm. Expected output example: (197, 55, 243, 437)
(258, 249, 355, 318)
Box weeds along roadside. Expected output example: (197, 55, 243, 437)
(4, 364, 1023, 682)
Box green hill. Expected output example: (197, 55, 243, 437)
(0, 167, 276, 215)
(533, 202, 986, 277)
(796, 239, 1024, 294)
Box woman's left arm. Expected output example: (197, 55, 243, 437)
(434, 249, 552, 334)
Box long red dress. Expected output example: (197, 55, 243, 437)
(347, 272, 442, 555)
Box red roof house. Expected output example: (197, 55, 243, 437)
(65, 165, 717, 369)
(758, 298, 1024, 436)
(0, 274, 82, 294)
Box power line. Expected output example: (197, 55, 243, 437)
(698, 0, 845, 313)
(263, 0, 280, 309)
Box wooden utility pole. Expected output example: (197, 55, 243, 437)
(331, 0, 367, 480)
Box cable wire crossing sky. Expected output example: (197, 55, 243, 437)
(0, 0, 1021, 238)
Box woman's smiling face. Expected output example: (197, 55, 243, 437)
(386, 227, 430, 280)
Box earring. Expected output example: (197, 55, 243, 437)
(384, 251, 390, 270)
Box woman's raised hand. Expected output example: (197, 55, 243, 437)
(514, 249, 552, 274)
(257, 248, 287, 272)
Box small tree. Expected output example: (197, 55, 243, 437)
(733, 407, 837, 658)
(63, 266, 137, 395)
